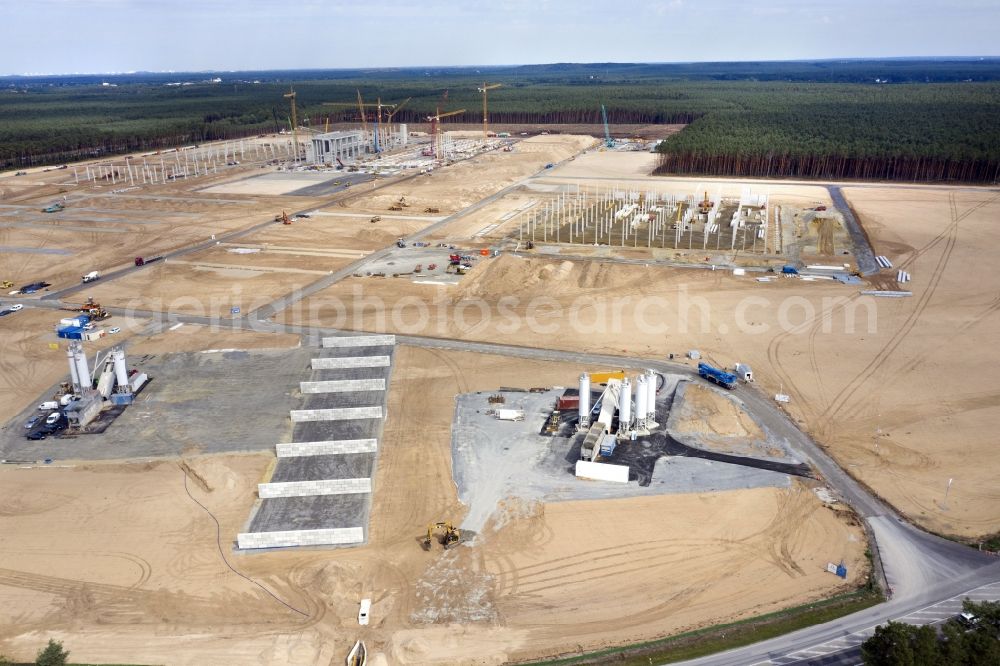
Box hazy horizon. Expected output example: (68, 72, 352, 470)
(2, 0, 999, 76)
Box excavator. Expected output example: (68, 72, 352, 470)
(423, 522, 461, 550)
(274, 211, 292, 225)
(65, 297, 110, 320)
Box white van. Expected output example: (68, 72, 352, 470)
(38, 401, 59, 411)
(358, 598, 371, 626)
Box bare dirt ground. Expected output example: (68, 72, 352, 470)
(281, 171, 1000, 540)
(0, 346, 866, 665)
(340, 134, 596, 216)
(668, 382, 789, 459)
(82, 261, 319, 319)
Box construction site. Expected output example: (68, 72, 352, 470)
(1, 85, 999, 666)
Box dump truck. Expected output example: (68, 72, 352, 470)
(698, 362, 737, 390)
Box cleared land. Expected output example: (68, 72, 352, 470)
(0, 136, 995, 665)
(0, 346, 865, 665)
(278, 152, 1000, 540)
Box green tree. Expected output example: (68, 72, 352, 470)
(35, 639, 68, 666)
(0, 653, 12, 666)
(861, 621, 919, 665)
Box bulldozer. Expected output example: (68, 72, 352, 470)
(424, 207, 440, 214)
(388, 204, 403, 212)
(423, 522, 461, 550)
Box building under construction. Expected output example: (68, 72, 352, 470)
(515, 185, 776, 255)
(310, 124, 409, 165)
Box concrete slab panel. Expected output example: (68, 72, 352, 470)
(270, 453, 374, 482)
(322, 335, 396, 348)
(258, 477, 371, 498)
(248, 494, 369, 533)
(300, 378, 385, 393)
(289, 406, 382, 422)
(237, 526, 364, 549)
(311, 356, 390, 369)
(276, 439, 378, 457)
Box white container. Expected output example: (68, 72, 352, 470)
(495, 409, 525, 421)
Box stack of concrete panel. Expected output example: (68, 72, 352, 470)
(238, 335, 395, 550)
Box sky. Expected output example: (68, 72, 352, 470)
(1, 0, 998, 75)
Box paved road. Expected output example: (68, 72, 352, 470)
(827, 185, 878, 276)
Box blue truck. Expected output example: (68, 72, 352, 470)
(698, 362, 737, 390)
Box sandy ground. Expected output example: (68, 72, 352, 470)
(667, 382, 788, 459)
(282, 182, 1000, 539)
(673, 383, 765, 440)
(0, 345, 866, 665)
(343, 135, 596, 216)
(82, 261, 320, 319)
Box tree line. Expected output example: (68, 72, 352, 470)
(861, 599, 999, 665)
(3, 75, 999, 183)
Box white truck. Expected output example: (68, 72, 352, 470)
(734, 363, 753, 382)
(81, 271, 100, 283)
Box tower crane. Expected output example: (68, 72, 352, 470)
(426, 109, 465, 161)
(324, 96, 407, 153)
(283, 87, 300, 161)
(477, 82, 502, 138)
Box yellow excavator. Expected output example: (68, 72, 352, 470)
(423, 522, 461, 550)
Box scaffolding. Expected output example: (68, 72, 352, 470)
(515, 183, 772, 254)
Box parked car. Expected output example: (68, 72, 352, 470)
(109, 327, 121, 334)
(957, 612, 979, 628)
(9, 304, 22, 311)
(45, 412, 61, 425)
(41, 420, 66, 434)
(24, 415, 41, 429)
(26, 431, 47, 441)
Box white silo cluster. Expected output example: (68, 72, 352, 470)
(66, 341, 91, 392)
(619, 377, 632, 429)
(578, 373, 591, 430)
(113, 348, 129, 389)
(618, 369, 659, 438)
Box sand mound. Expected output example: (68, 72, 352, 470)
(395, 636, 431, 661)
(673, 383, 764, 440)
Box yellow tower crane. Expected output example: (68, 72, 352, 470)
(283, 87, 299, 162)
(426, 109, 466, 161)
(477, 82, 502, 138)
